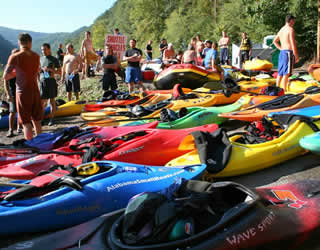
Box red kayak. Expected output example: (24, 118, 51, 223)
(0, 122, 159, 167)
(83, 88, 192, 112)
(0, 124, 218, 179)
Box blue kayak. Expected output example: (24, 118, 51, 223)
(300, 132, 320, 154)
(0, 161, 206, 235)
(0, 105, 52, 129)
(268, 105, 320, 118)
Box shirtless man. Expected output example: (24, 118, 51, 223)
(218, 31, 230, 65)
(2, 33, 42, 140)
(163, 43, 176, 65)
(273, 14, 299, 91)
(80, 31, 98, 79)
(61, 43, 83, 101)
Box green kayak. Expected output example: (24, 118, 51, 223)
(123, 96, 252, 129)
(124, 94, 276, 129)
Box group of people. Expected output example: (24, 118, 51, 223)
(140, 31, 254, 81)
(1, 31, 94, 140)
(1, 14, 298, 142)
(144, 32, 231, 70)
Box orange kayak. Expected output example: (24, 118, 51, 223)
(219, 92, 320, 122)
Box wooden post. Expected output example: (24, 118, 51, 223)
(318, 0, 320, 62)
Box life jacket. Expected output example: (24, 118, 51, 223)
(0, 164, 81, 201)
(240, 38, 251, 51)
(68, 130, 148, 163)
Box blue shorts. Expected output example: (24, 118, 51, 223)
(278, 50, 294, 76)
(125, 66, 142, 84)
(220, 48, 228, 64)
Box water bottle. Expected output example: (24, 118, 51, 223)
(69, 73, 75, 80)
(44, 71, 50, 78)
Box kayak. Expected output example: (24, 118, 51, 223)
(0, 124, 218, 179)
(219, 89, 320, 122)
(81, 93, 172, 121)
(243, 58, 273, 71)
(308, 64, 320, 81)
(0, 105, 52, 129)
(154, 64, 221, 90)
(51, 100, 96, 118)
(124, 94, 276, 129)
(268, 105, 320, 117)
(13, 179, 320, 250)
(84, 93, 218, 126)
(281, 79, 319, 93)
(83, 90, 192, 112)
(107, 180, 320, 250)
(84, 81, 273, 127)
(300, 132, 320, 155)
(166, 112, 320, 177)
(0, 122, 159, 167)
(0, 161, 206, 235)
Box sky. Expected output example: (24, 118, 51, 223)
(0, 0, 117, 33)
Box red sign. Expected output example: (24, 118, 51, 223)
(105, 34, 127, 60)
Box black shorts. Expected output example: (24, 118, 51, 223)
(240, 50, 250, 65)
(9, 97, 17, 113)
(65, 73, 80, 93)
(40, 78, 58, 99)
(102, 72, 117, 91)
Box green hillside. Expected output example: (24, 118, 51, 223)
(0, 34, 14, 65)
(0, 26, 88, 55)
(68, 0, 317, 61)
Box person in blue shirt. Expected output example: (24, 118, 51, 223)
(203, 42, 224, 80)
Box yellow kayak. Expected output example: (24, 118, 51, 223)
(243, 59, 273, 71)
(54, 100, 95, 117)
(282, 79, 319, 93)
(166, 116, 320, 178)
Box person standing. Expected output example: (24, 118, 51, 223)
(101, 45, 119, 91)
(80, 31, 98, 79)
(218, 31, 230, 65)
(113, 28, 123, 35)
(56, 43, 65, 67)
(2, 33, 43, 140)
(61, 43, 83, 101)
(159, 38, 168, 61)
(123, 39, 145, 93)
(273, 14, 299, 91)
(238, 32, 252, 69)
(145, 40, 153, 61)
(3, 48, 22, 137)
(202, 40, 212, 57)
(40, 43, 61, 126)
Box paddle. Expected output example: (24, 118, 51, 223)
(81, 116, 160, 127)
(0, 182, 33, 188)
(0, 146, 84, 156)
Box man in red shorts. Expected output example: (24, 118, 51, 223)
(2, 33, 43, 140)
